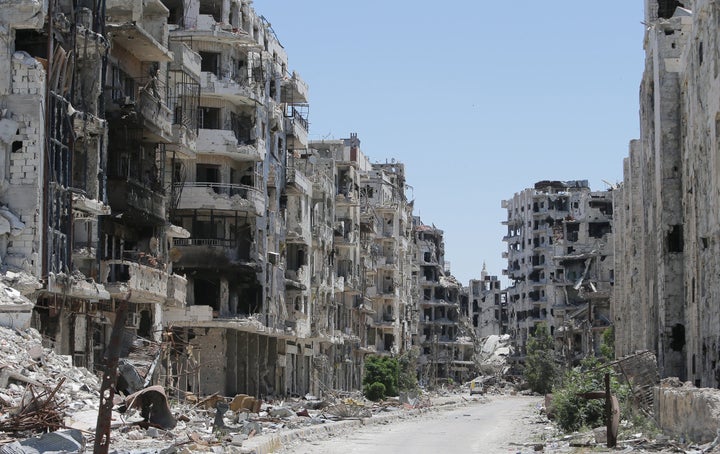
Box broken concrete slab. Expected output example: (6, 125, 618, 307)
(655, 379, 720, 443)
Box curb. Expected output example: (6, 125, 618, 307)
(239, 398, 478, 454)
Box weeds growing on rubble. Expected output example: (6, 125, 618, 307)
(552, 356, 631, 432)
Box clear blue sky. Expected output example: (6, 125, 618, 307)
(253, 1, 646, 286)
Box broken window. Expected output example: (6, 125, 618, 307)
(589, 199, 613, 215)
(668, 224, 683, 253)
(566, 223, 579, 242)
(194, 277, 220, 312)
(699, 42, 704, 65)
(670, 323, 685, 351)
(588, 222, 611, 238)
(199, 1, 222, 22)
(111, 66, 135, 103)
(657, 0, 684, 19)
(196, 164, 220, 183)
(198, 107, 220, 129)
(200, 52, 221, 77)
(231, 111, 253, 143)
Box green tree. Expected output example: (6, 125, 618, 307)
(600, 326, 615, 361)
(363, 355, 399, 400)
(523, 324, 557, 395)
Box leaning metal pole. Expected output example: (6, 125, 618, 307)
(94, 295, 130, 453)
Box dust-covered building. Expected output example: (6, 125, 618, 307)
(614, 0, 720, 386)
(503, 180, 614, 363)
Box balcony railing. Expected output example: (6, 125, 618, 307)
(173, 238, 235, 247)
(182, 182, 259, 198)
(175, 181, 265, 214)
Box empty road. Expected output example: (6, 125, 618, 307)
(277, 395, 548, 454)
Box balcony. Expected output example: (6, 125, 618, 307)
(106, 22, 173, 63)
(166, 273, 187, 307)
(136, 88, 173, 142)
(284, 108, 309, 149)
(167, 124, 197, 159)
(371, 316, 397, 330)
(285, 162, 312, 194)
(312, 223, 333, 244)
(170, 15, 256, 45)
(101, 258, 170, 305)
(285, 265, 310, 290)
(196, 129, 265, 161)
(108, 179, 166, 224)
(168, 41, 201, 80)
(175, 182, 265, 214)
(200, 71, 262, 106)
(172, 238, 256, 270)
(376, 256, 398, 270)
(47, 273, 110, 302)
(281, 72, 309, 104)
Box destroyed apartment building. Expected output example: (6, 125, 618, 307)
(502, 180, 614, 363)
(613, 0, 720, 388)
(464, 264, 508, 339)
(413, 220, 474, 386)
(0, 0, 476, 403)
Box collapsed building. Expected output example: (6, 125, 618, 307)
(464, 264, 508, 339)
(502, 180, 614, 363)
(613, 0, 720, 387)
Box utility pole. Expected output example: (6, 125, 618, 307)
(94, 296, 130, 453)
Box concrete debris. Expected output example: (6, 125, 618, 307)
(0, 330, 544, 454)
(0, 429, 84, 454)
(0, 326, 100, 446)
(477, 334, 513, 374)
(0, 272, 41, 298)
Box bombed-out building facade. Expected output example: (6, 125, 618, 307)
(0, 0, 475, 399)
(613, 0, 720, 387)
(464, 265, 507, 339)
(503, 180, 614, 363)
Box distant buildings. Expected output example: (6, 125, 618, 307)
(502, 181, 614, 363)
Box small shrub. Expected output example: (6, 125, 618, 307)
(365, 382, 386, 401)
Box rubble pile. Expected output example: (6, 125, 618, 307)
(0, 326, 101, 439)
(0, 327, 476, 453)
(477, 334, 513, 374)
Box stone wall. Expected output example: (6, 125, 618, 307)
(655, 380, 720, 443)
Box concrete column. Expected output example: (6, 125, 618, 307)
(226, 330, 238, 395)
(186, 279, 195, 306)
(220, 277, 229, 315)
(238, 331, 248, 393)
(248, 333, 259, 397)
